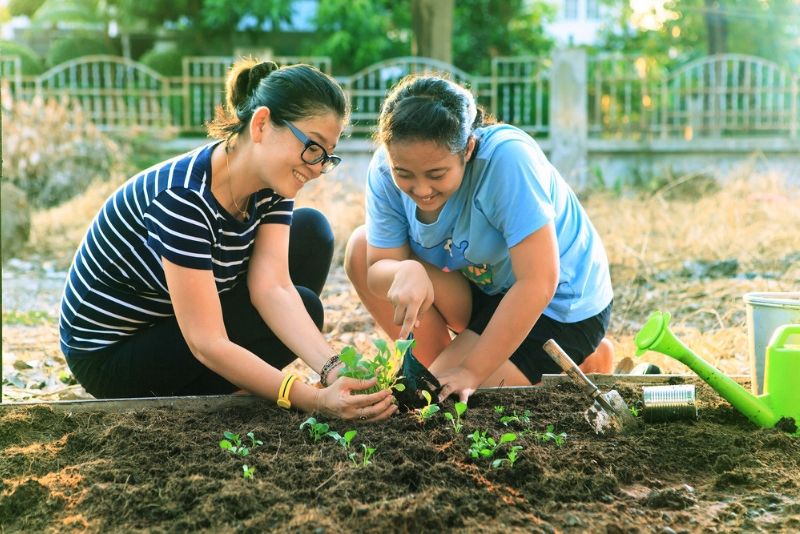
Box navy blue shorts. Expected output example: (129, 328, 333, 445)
(466, 283, 612, 384)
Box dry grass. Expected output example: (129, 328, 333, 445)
(14, 161, 800, 397)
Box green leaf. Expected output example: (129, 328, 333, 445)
(500, 433, 517, 444)
(219, 440, 232, 450)
(343, 430, 357, 444)
(454, 402, 468, 416)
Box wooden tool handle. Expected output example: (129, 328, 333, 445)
(543, 339, 600, 399)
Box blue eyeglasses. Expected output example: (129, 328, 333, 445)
(282, 121, 342, 174)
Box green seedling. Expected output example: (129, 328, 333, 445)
(494, 405, 505, 414)
(468, 430, 517, 459)
(300, 417, 330, 442)
(338, 339, 413, 394)
(500, 409, 532, 427)
(246, 432, 263, 448)
(629, 405, 640, 417)
(443, 401, 468, 433)
(349, 443, 377, 467)
(415, 390, 440, 423)
(536, 424, 567, 447)
(220, 431, 250, 457)
(242, 465, 255, 479)
(492, 445, 523, 469)
(328, 429, 357, 451)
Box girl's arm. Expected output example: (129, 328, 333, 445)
(366, 242, 434, 340)
(436, 221, 559, 398)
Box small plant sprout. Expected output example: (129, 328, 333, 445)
(300, 417, 330, 442)
(360, 444, 377, 467)
(328, 429, 357, 451)
(242, 465, 255, 479)
(468, 431, 517, 459)
(537, 424, 567, 447)
(443, 401, 468, 433)
(629, 405, 640, 417)
(499, 409, 533, 427)
(415, 390, 441, 423)
(492, 445, 523, 469)
(246, 432, 263, 448)
(494, 406, 505, 414)
(219, 431, 250, 457)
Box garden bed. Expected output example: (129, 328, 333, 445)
(2, 378, 798, 533)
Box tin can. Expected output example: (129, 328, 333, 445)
(642, 385, 698, 423)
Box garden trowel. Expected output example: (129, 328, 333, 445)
(543, 339, 638, 435)
(394, 334, 442, 411)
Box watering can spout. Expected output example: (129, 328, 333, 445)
(634, 311, 781, 429)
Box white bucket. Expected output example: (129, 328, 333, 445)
(743, 292, 800, 395)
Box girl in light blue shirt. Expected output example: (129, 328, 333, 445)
(345, 75, 615, 403)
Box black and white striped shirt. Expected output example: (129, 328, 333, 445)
(59, 142, 293, 356)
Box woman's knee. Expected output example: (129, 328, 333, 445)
(343, 225, 367, 285)
(289, 208, 334, 295)
(296, 285, 325, 331)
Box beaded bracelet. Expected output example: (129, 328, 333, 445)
(319, 354, 341, 387)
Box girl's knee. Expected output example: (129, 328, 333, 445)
(343, 225, 367, 283)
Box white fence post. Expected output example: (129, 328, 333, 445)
(550, 48, 588, 189)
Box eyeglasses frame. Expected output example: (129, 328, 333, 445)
(282, 120, 342, 174)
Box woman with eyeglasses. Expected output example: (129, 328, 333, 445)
(344, 75, 615, 404)
(59, 58, 397, 422)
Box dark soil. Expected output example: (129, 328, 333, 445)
(2, 381, 799, 533)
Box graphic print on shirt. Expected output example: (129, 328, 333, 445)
(409, 237, 494, 287)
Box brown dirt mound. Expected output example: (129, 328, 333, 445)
(2, 382, 798, 533)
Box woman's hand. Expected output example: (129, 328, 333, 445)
(436, 366, 480, 404)
(316, 376, 398, 422)
(387, 260, 434, 339)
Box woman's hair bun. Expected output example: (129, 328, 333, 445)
(247, 61, 279, 96)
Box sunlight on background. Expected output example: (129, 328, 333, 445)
(630, 0, 679, 30)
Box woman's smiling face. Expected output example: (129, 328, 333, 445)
(386, 138, 475, 219)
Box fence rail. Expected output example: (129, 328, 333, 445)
(2, 52, 797, 140)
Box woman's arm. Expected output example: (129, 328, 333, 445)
(435, 221, 559, 398)
(163, 232, 395, 420)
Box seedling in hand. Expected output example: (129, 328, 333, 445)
(300, 417, 331, 442)
(338, 339, 412, 394)
(415, 390, 440, 423)
(443, 401, 468, 433)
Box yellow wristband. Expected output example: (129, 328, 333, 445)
(277, 374, 298, 409)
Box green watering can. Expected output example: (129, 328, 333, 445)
(634, 311, 800, 434)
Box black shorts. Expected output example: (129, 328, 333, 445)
(467, 283, 612, 384)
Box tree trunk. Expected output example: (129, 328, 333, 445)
(411, 0, 453, 64)
(703, 0, 727, 55)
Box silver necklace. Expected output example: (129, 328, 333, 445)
(225, 149, 249, 220)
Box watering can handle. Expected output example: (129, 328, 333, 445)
(768, 324, 800, 349)
(543, 339, 601, 399)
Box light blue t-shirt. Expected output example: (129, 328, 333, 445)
(365, 124, 613, 323)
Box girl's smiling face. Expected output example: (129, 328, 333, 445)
(386, 138, 475, 220)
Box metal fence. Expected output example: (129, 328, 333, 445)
(2, 52, 797, 140)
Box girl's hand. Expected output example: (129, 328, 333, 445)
(436, 366, 480, 404)
(387, 260, 434, 339)
(317, 376, 398, 422)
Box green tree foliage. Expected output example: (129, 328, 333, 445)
(8, 0, 46, 18)
(597, 0, 799, 69)
(453, 0, 555, 73)
(0, 40, 44, 75)
(46, 34, 116, 67)
(306, 0, 411, 75)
